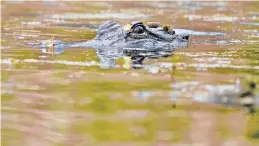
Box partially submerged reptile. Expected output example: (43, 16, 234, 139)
(34, 21, 189, 50)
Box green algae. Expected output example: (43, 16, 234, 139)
(1, 70, 10, 82)
(70, 3, 105, 13)
(35, 27, 96, 39)
(1, 48, 41, 60)
(246, 111, 259, 143)
(174, 104, 240, 114)
(76, 120, 135, 141)
(163, 116, 190, 142)
(1, 94, 14, 102)
(1, 128, 22, 146)
(75, 80, 171, 94)
(53, 49, 98, 62)
(72, 113, 189, 142)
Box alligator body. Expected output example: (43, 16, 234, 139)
(34, 21, 189, 50)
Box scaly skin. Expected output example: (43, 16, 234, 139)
(31, 21, 190, 50)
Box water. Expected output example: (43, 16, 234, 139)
(1, 1, 259, 146)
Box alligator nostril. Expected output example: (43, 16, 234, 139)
(182, 36, 189, 40)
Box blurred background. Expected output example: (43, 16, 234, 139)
(1, 1, 259, 146)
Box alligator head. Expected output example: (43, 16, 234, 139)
(31, 21, 190, 52)
(85, 21, 189, 49)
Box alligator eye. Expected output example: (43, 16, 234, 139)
(133, 26, 145, 34)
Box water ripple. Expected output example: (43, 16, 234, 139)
(47, 13, 150, 20)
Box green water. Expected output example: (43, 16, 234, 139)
(1, 1, 259, 146)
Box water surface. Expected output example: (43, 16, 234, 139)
(1, 1, 259, 146)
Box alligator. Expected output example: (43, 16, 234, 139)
(85, 21, 189, 49)
(33, 21, 190, 50)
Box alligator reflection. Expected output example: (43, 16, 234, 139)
(96, 47, 173, 69)
(40, 44, 174, 69)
